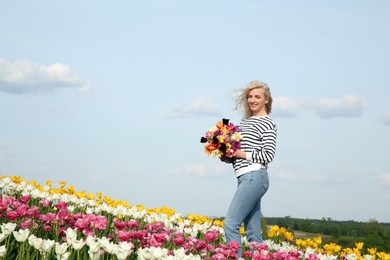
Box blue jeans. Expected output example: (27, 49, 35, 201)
(224, 168, 269, 257)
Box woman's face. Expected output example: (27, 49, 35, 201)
(247, 87, 268, 116)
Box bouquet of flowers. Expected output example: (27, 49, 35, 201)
(200, 118, 243, 162)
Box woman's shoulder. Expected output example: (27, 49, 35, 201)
(251, 116, 277, 130)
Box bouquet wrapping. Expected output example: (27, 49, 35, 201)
(200, 118, 242, 162)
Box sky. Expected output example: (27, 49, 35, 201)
(1, 1, 390, 223)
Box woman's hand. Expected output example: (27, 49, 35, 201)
(234, 149, 246, 159)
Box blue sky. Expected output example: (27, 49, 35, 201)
(1, 1, 390, 223)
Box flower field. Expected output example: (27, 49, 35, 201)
(0, 176, 389, 260)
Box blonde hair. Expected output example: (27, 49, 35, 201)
(235, 80, 273, 119)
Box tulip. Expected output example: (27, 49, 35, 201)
(137, 247, 153, 260)
(1, 222, 17, 236)
(41, 239, 55, 253)
(71, 239, 85, 251)
(100, 237, 114, 254)
(13, 229, 30, 242)
(116, 248, 129, 260)
(29, 235, 43, 251)
(88, 250, 100, 260)
(55, 242, 68, 256)
(86, 237, 100, 254)
(64, 228, 77, 243)
(0, 233, 6, 243)
(0, 245, 6, 257)
(57, 251, 70, 260)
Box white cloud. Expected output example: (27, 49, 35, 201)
(315, 94, 368, 119)
(379, 174, 390, 187)
(380, 111, 390, 126)
(168, 97, 221, 118)
(0, 59, 91, 94)
(272, 97, 308, 118)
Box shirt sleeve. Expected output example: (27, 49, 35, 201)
(246, 128, 277, 165)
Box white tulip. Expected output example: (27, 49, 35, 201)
(99, 237, 114, 254)
(85, 207, 94, 214)
(0, 245, 6, 257)
(137, 248, 153, 260)
(151, 247, 167, 258)
(88, 250, 100, 260)
(115, 248, 130, 260)
(1, 222, 17, 235)
(55, 242, 68, 256)
(71, 239, 84, 251)
(29, 235, 43, 250)
(86, 237, 100, 254)
(118, 241, 133, 253)
(57, 251, 70, 260)
(67, 205, 75, 212)
(41, 239, 55, 253)
(0, 233, 7, 243)
(64, 228, 77, 243)
(13, 229, 30, 242)
(172, 248, 186, 257)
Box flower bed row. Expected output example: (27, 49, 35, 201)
(0, 175, 389, 259)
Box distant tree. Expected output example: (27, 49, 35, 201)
(261, 216, 268, 239)
(276, 216, 291, 229)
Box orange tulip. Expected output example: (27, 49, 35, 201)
(204, 143, 219, 155)
(216, 120, 224, 129)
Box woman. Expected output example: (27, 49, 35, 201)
(224, 80, 277, 257)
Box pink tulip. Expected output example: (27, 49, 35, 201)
(43, 225, 51, 232)
(19, 195, 30, 204)
(39, 199, 51, 207)
(26, 206, 39, 217)
(5, 211, 19, 221)
(113, 218, 127, 230)
(204, 229, 219, 243)
(16, 204, 29, 217)
(20, 218, 37, 229)
(306, 253, 320, 260)
(82, 228, 95, 237)
(117, 230, 132, 242)
(126, 220, 140, 228)
(172, 236, 184, 246)
(194, 239, 207, 250)
(212, 253, 227, 260)
(91, 215, 107, 230)
(153, 233, 168, 243)
(54, 201, 68, 212)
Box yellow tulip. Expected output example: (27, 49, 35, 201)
(324, 243, 342, 255)
(136, 204, 145, 211)
(75, 191, 85, 199)
(68, 185, 75, 194)
(239, 226, 245, 235)
(11, 176, 23, 184)
(313, 236, 322, 245)
(86, 193, 94, 200)
(368, 248, 377, 255)
(355, 242, 364, 250)
(59, 180, 66, 188)
(96, 192, 102, 199)
(284, 231, 294, 241)
(376, 252, 390, 259)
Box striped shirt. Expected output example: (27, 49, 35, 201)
(233, 116, 277, 177)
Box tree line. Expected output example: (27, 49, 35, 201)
(264, 216, 390, 252)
